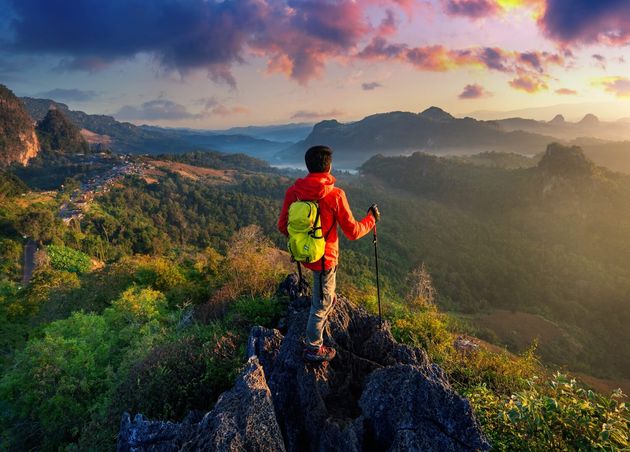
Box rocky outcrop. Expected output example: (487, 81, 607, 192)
(118, 356, 285, 451)
(118, 276, 489, 451)
(0, 84, 39, 167)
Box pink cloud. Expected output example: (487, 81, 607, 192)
(291, 109, 344, 120)
(555, 88, 577, 95)
(444, 0, 501, 19)
(459, 83, 491, 99)
(598, 77, 630, 98)
(509, 75, 548, 93)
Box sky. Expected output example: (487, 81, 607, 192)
(1, 0, 630, 128)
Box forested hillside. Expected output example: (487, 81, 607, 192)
(356, 144, 630, 377)
(0, 147, 628, 450)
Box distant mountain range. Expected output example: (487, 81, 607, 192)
(20, 98, 292, 157)
(279, 107, 559, 166)
(6, 85, 630, 174)
(491, 114, 630, 141)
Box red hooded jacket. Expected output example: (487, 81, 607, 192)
(278, 172, 375, 271)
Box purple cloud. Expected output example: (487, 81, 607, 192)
(458, 83, 490, 99)
(444, 0, 500, 19)
(116, 99, 204, 121)
(35, 88, 98, 102)
(3, 0, 409, 86)
(362, 82, 383, 91)
(540, 0, 630, 46)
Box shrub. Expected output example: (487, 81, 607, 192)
(47, 244, 92, 274)
(134, 256, 186, 292)
(201, 225, 287, 319)
(116, 323, 241, 421)
(0, 287, 169, 450)
(226, 296, 283, 328)
(465, 373, 629, 451)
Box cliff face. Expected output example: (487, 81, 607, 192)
(0, 84, 39, 167)
(118, 275, 489, 451)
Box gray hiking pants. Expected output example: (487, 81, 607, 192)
(305, 267, 337, 350)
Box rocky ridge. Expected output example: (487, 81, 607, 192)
(0, 84, 39, 167)
(118, 275, 489, 451)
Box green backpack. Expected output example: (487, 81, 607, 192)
(287, 200, 325, 263)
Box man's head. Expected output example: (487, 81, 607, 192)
(305, 145, 333, 173)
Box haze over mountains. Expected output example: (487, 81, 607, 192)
(3, 83, 630, 174)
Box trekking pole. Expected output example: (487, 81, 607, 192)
(372, 224, 382, 326)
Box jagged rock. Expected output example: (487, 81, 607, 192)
(267, 278, 489, 451)
(246, 326, 284, 377)
(117, 356, 284, 452)
(118, 275, 489, 451)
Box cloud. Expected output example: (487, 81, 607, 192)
(291, 109, 344, 120)
(458, 83, 491, 99)
(592, 53, 606, 69)
(209, 105, 249, 116)
(509, 75, 548, 93)
(539, 0, 630, 46)
(555, 87, 577, 95)
(35, 88, 98, 102)
(362, 81, 383, 90)
(443, 0, 501, 19)
(358, 39, 565, 77)
(596, 76, 630, 98)
(3, 0, 410, 86)
(115, 99, 204, 121)
(378, 9, 398, 36)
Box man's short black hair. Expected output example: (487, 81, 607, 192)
(305, 145, 333, 173)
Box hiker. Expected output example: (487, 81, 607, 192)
(278, 145, 380, 362)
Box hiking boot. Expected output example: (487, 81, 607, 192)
(303, 345, 336, 363)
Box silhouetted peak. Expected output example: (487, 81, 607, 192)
(549, 114, 565, 124)
(578, 113, 600, 125)
(419, 106, 454, 121)
(537, 143, 594, 177)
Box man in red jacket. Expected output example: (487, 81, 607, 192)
(278, 145, 380, 362)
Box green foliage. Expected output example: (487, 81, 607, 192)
(465, 373, 629, 451)
(47, 244, 92, 274)
(0, 287, 169, 450)
(35, 108, 89, 155)
(0, 237, 22, 279)
(226, 296, 283, 328)
(116, 322, 242, 422)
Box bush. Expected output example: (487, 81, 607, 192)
(226, 296, 283, 328)
(0, 287, 169, 450)
(201, 225, 287, 319)
(116, 323, 241, 421)
(47, 244, 92, 274)
(465, 373, 629, 451)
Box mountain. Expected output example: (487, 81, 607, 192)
(212, 122, 313, 142)
(356, 143, 630, 377)
(36, 108, 89, 154)
(278, 107, 557, 166)
(20, 97, 292, 158)
(142, 126, 290, 158)
(492, 112, 630, 142)
(21, 97, 193, 154)
(0, 85, 39, 167)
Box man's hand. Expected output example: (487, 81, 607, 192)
(368, 204, 380, 222)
